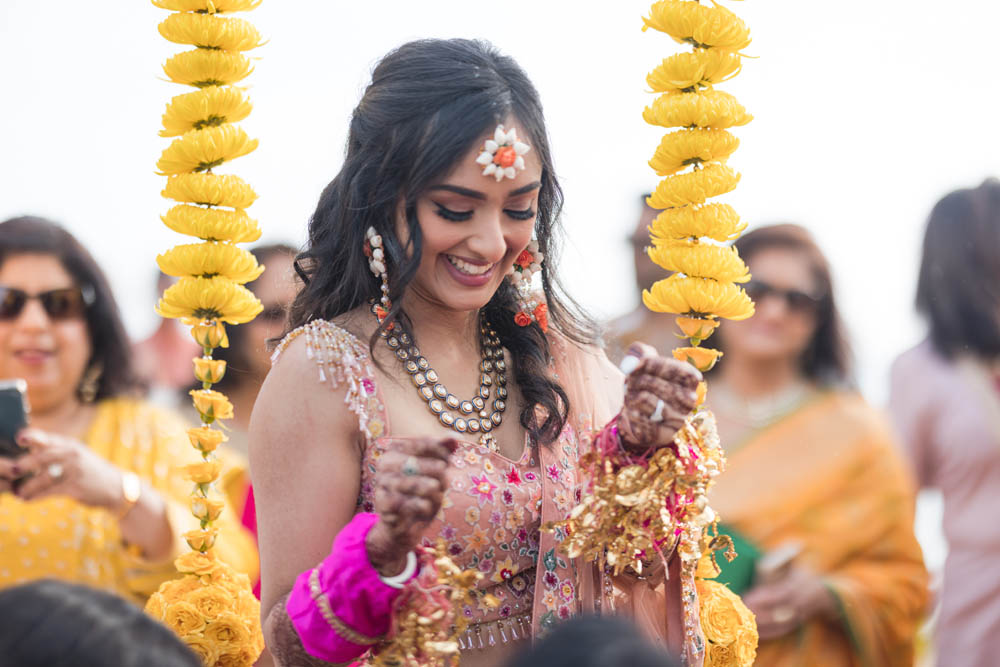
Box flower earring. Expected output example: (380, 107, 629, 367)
(507, 240, 548, 333)
(364, 227, 392, 323)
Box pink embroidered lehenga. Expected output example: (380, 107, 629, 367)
(273, 319, 697, 664)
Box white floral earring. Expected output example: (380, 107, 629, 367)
(364, 227, 392, 323)
(507, 240, 547, 332)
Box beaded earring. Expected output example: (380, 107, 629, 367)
(364, 227, 392, 323)
(507, 240, 548, 333)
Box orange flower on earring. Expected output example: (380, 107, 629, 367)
(514, 312, 532, 327)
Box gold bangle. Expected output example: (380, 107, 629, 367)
(117, 472, 141, 521)
(308, 568, 381, 646)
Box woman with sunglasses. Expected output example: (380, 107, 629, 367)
(0, 216, 258, 603)
(890, 179, 1000, 667)
(704, 225, 927, 666)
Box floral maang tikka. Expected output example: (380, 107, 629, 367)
(476, 125, 531, 182)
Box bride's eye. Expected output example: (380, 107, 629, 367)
(505, 208, 536, 221)
(434, 205, 474, 222)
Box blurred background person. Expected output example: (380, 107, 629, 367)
(506, 615, 680, 667)
(705, 224, 928, 666)
(890, 179, 1000, 667)
(606, 195, 673, 363)
(0, 578, 200, 667)
(132, 271, 201, 408)
(0, 216, 257, 602)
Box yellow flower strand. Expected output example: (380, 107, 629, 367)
(158, 12, 264, 52)
(649, 128, 739, 176)
(152, 0, 262, 12)
(647, 50, 742, 92)
(157, 242, 265, 283)
(163, 48, 254, 87)
(162, 174, 258, 209)
(156, 125, 259, 175)
(647, 240, 750, 284)
(642, 0, 751, 53)
(162, 204, 262, 242)
(643, 89, 752, 130)
(643, 274, 754, 321)
(156, 276, 262, 324)
(650, 203, 747, 243)
(647, 162, 740, 209)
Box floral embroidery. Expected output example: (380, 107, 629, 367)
(558, 605, 572, 620)
(524, 471, 537, 482)
(463, 450, 482, 466)
(489, 510, 503, 526)
(501, 489, 515, 506)
(543, 571, 559, 589)
(505, 509, 524, 532)
(482, 459, 495, 474)
(546, 464, 561, 482)
(464, 506, 481, 526)
(559, 580, 575, 602)
(464, 526, 489, 551)
(361, 377, 375, 395)
(469, 473, 497, 504)
(493, 557, 517, 583)
(506, 468, 522, 486)
(543, 549, 558, 572)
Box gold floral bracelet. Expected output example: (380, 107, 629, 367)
(308, 568, 382, 646)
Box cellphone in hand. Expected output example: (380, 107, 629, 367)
(0, 379, 29, 458)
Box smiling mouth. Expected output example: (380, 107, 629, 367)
(446, 255, 494, 276)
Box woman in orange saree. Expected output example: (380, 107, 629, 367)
(706, 225, 928, 667)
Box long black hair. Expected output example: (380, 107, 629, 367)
(916, 178, 1000, 359)
(0, 216, 142, 401)
(288, 39, 597, 444)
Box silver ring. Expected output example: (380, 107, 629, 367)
(402, 456, 419, 477)
(47, 463, 64, 480)
(649, 399, 666, 424)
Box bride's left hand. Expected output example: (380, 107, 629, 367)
(618, 342, 701, 450)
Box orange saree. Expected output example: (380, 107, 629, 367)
(710, 392, 928, 667)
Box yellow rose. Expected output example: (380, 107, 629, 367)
(181, 633, 220, 665)
(193, 357, 228, 384)
(697, 579, 744, 646)
(187, 425, 228, 453)
(191, 496, 226, 522)
(176, 550, 220, 576)
(164, 601, 206, 635)
(695, 553, 721, 580)
(204, 611, 252, 646)
(217, 645, 259, 667)
(705, 641, 737, 667)
(191, 320, 229, 349)
(184, 459, 222, 485)
(161, 574, 203, 598)
(695, 380, 708, 408)
(237, 590, 261, 621)
(733, 627, 758, 666)
(145, 592, 165, 619)
(188, 585, 231, 620)
(184, 528, 219, 552)
(190, 388, 234, 422)
(673, 346, 723, 372)
(676, 315, 720, 343)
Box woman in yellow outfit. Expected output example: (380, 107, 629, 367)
(707, 225, 928, 667)
(0, 216, 256, 603)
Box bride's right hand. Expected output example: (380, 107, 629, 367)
(366, 437, 457, 577)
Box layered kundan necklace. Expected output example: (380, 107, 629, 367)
(371, 304, 507, 453)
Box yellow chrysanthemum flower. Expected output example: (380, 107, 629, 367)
(163, 174, 258, 209)
(162, 204, 261, 242)
(157, 242, 264, 283)
(647, 50, 742, 92)
(159, 12, 264, 52)
(650, 204, 747, 243)
(642, 0, 752, 53)
(673, 346, 723, 372)
(649, 129, 739, 177)
(643, 274, 754, 321)
(648, 163, 740, 209)
(156, 276, 262, 324)
(156, 125, 258, 175)
(644, 90, 752, 130)
(160, 87, 253, 137)
(648, 241, 750, 283)
(152, 0, 262, 12)
(163, 49, 253, 87)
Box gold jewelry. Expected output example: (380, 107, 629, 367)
(308, 568, 382, 646)
(117, 471, 142, 520)
(79, 363, 102, 403)
(371, 304, 507, 453)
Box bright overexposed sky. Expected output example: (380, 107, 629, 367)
(2, 0, 998, 414)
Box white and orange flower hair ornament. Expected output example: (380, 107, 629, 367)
(475, 124, 531, 182)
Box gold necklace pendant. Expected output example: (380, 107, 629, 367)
(479, 432, 500, 454)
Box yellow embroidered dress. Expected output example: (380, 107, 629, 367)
(0, 398, 258, 603)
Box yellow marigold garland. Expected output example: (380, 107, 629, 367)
(145, 1, 264, 664)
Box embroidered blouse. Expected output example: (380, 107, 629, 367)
(273, 319, 698, 661)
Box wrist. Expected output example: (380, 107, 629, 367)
(365, 519, 408, 577)
(115, 471, 142, 520)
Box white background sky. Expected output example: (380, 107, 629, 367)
(3, 0, 996, 570)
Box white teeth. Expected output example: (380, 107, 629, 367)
(447, 255, 492, 276)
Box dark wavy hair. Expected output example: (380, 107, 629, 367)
(0, 216, 141, 401)
(288, 39, 597, 444)
(917, 178, 1000, 359)
(718, 224, 853, 385)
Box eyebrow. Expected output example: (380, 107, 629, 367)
(428, 181, 542, 200)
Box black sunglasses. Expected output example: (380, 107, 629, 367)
(0, 285, 96, 321)
(744, 279, 822, 313)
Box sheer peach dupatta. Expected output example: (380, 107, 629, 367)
(547, 336, 698, 665)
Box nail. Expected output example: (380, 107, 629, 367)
(619, 355, 641, 375)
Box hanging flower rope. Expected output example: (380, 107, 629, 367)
(546, 2, 758, 666)
(144, 1, 265, 665)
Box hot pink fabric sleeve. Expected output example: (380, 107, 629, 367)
(285, 512, 408, 663)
